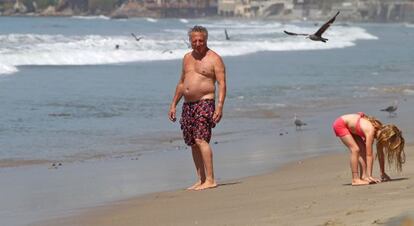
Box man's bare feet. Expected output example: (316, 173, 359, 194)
(194, 181, 217, 190)
(186, 181, 202, 190)
(351, 178, 370, 186)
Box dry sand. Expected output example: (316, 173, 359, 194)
(37, 146, 414, 226)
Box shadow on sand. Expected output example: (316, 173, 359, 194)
(342, 177, 409, 186)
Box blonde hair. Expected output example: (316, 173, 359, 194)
(364, 115, 406, 171)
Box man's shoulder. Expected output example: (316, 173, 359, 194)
(207, 49, 223, 61)
(184, 51, 192, 58)
(182, 52, 193, 62)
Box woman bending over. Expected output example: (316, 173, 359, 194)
(333, 112, 405, 186)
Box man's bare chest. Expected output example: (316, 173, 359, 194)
(185, 61, 214, 77)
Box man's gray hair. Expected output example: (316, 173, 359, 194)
(188, 25, 208, 39)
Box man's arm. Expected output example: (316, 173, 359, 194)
(168, 61, 185, 122)
(213, 55, 226, 124)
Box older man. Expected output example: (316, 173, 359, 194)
(168, 25, 226, 190)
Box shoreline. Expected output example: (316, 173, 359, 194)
(1, 93, 411, 169)
(36, 145, 414, 226)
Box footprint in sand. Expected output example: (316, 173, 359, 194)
(345, 209, 365, 216)
(302, 201, 317, 209)
(372, 218, 385, 224)
(323, 219, 345, 226)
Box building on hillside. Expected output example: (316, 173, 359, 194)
(218, 0, 294, 17)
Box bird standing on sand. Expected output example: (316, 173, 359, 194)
(381, 100, 398, 117)
(131, 33, 142, 41)
(294, 114, 307, 130)
(284, 11, 340, 42)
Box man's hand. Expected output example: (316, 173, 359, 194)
(168, 107, 177, 122)
(213, 108, 222, 123)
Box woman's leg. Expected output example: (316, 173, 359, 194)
(353, 135, 368, 180)
(339, 135, 369, 185)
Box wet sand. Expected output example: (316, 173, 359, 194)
(37, 145, 414, 226)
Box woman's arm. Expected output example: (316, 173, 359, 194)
(377, 144, 391, 181)
(365, 132, 380, 183)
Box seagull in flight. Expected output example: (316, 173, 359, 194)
(224, 29, 230, 40)
(381, 100, 398, 117)
(284, 11, 340, 42)
(131, 33, 142, 41)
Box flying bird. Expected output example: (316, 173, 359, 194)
(381, 100, 398, 117)
(294, 114, 307, 130)
(284, 11, 340, 42)
(131, 33, 142, 42)
(224, 29, 230, 40)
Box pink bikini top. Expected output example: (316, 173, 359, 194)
(355, 112, 366, 140)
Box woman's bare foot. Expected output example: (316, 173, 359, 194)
(361, 176, 381, 184)
(194, 181, 217, 190)
(186, 181, 202, 190)
(352, 178, 370, 186)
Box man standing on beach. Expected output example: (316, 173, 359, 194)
(168, 25, 227, 190)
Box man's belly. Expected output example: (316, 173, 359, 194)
(183, 85, 215, 102)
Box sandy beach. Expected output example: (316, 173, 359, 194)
(36, 144, 414, 226)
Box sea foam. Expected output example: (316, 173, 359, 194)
(0, 24, 377, 75)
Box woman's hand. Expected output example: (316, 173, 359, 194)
(381, 173, 391, 182)
(363, 176, 381, 184)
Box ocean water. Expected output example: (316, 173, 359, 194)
(1, 17, 413, 164)
(1, 16, 414, 226)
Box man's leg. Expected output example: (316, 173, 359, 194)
(187, 145, 206, 190)
(194, 139, 217, 190)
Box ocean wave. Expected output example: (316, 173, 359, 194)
(254, 102, 287, 109)
(146, 18, 158, 23)
(71, 15, 110, 20)
(404, 23, 414, 28)
(368, 85, 414, 96)
(0, 24, 377, 75)
(0, 63, 18, 75)
(403, 89, 414, 95)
